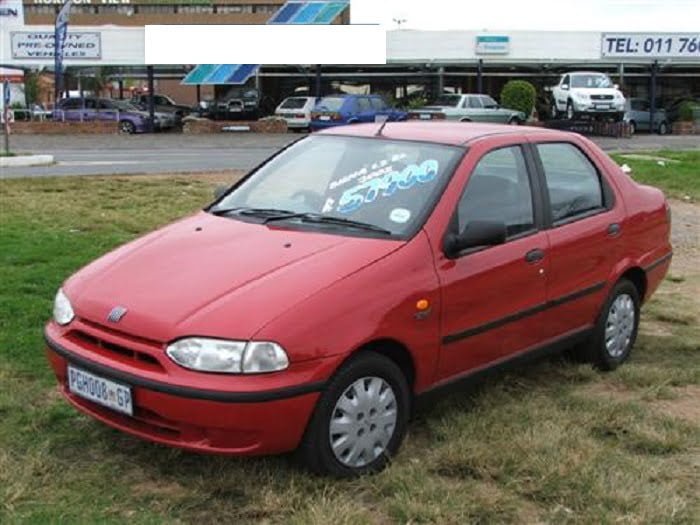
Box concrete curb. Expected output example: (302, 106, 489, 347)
(0, 154, 54, 167)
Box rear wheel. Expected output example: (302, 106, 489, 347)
(508, 116, 520, 125)
(573, 279, 640, 370)
(299, 352, 410, 477)
(628, 120, 637, 135)
(658, 121, 669, 135)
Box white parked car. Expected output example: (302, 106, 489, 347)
(550, 72, 625, 121)
(275, 96, 319, 132)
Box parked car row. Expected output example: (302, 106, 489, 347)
(54, 97, 177, 134)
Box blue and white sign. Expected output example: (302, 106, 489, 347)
(602, 33, 700, 58)
(475, 35, 510, 55)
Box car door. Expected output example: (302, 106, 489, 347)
(479, 95, 506, 122)
(529, 138, 624, 341)
(462, 95, 484, 121)
(96, 99, 117, 122)
(434, 140, 550, 381)
(355, 96, 375, 123)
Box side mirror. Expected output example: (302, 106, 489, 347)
(444, 220, 507, 257)
(213, 185, 228, 199)
(561, 84, 569, 91)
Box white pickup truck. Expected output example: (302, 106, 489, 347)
(550, 71, 625, 121)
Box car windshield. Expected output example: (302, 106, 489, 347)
(212, 135, 463, 237)
(316, 97, 346, 111)
(432, 95, 462, 107)
(280, 97, 308, 109)
(571, 74, 614, 89)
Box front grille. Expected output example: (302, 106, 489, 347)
(67, 330, 165, 372)
(591, 94, 614, 101)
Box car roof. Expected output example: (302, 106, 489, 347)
(317, 121, 562, 146)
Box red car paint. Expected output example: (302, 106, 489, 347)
(45, 122, 672, 455)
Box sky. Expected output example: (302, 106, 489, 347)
(351, 0, 700, 32)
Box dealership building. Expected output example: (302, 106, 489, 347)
(1, 0, 698, 110)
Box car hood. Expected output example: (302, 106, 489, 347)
(65, 212, 402, 343)
(572, 87, 623, 97)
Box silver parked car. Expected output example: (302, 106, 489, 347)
(624, 98, 669, 135)
(411, 94, 525, 124)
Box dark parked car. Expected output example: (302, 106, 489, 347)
(54, 97, 174, 133)
(310, 94, 407, 131)
(195, 87, 263, 121)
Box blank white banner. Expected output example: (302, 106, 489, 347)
(145, 25, 386, 65)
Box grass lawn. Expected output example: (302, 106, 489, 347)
(611, 150, 700, 201)
(1, 157, 699, 524)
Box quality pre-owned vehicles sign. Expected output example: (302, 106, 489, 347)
(602, 33, 700, 58)
(11, 32, 102, 60)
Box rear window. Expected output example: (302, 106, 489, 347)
(280, 97, 308, 109)
(316, 97, 346, 112)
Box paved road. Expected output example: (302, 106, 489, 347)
(1, 133, 297, 179)
(1, 132, 697, 179)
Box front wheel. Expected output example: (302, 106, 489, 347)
(508, 117, 520, 126)
(119, 120, 136, 134)
(299, 352, 410, 477)
(658, 121, 669, 135)
(566, 100, 576, 121)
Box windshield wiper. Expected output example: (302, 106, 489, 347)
(265, 212, 393, 235)
(210, 207, 297, 218)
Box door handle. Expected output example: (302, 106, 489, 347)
(525, 248, 545, 264)
(607, 223, 621, 237)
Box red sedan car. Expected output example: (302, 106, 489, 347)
(46, 122, 672, 477)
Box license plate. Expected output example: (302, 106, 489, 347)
(595, 104, 610, 110)
(68, 365, 133, 416)
(320, 115, 331, 121)
(419, 114, 432, 120)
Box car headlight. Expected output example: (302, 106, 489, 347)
(575, 92, 590, 101)
(53, 288, 75, 326)
(166, 338, 289, 374)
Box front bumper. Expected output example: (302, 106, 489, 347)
(44, 323, 325, 455)
(573, 101, 625, 114)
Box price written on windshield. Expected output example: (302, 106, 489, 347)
(602, 33, 700, 58)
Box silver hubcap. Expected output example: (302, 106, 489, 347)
(605, 294, 635, 358)
(567, 105, 574, 119)
(329, 376, 397, 468)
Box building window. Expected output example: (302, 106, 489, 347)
(177, 5, 215, 14)
(137, 5, 177, 14)
(98, 6, 135, 15)
(215, 5, 252, 14)
(25, 5, 58, 15)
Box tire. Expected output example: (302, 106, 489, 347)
(551, 99, 560, 120)
(119, 120, 136, 134)
(628, 120, 636, 135)
(459, 117, 472, 123)
(658, 121, 668, 135)
(566, 100, 576, 121)
(508, 117, 520, 126)
(575, 279, 640, 371)
(298, 352, 410, 477)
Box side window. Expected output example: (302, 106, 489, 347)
(83, 99, 97, 110)
(61, 99, 80, 109)
(457, 146, 535, 238)
(468, 96, 482, 108)
(370, 97, 387, 110)
(481, 96, 498, 108)
(357, 97, 372, 112)
(537, 143, 604, 223)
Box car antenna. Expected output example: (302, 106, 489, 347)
(375, 118, 389, 137)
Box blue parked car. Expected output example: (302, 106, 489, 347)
(310, 94, 407, 131)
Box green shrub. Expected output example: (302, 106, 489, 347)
(677, 101, 696, 122)
(500, 80, 536, 118)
